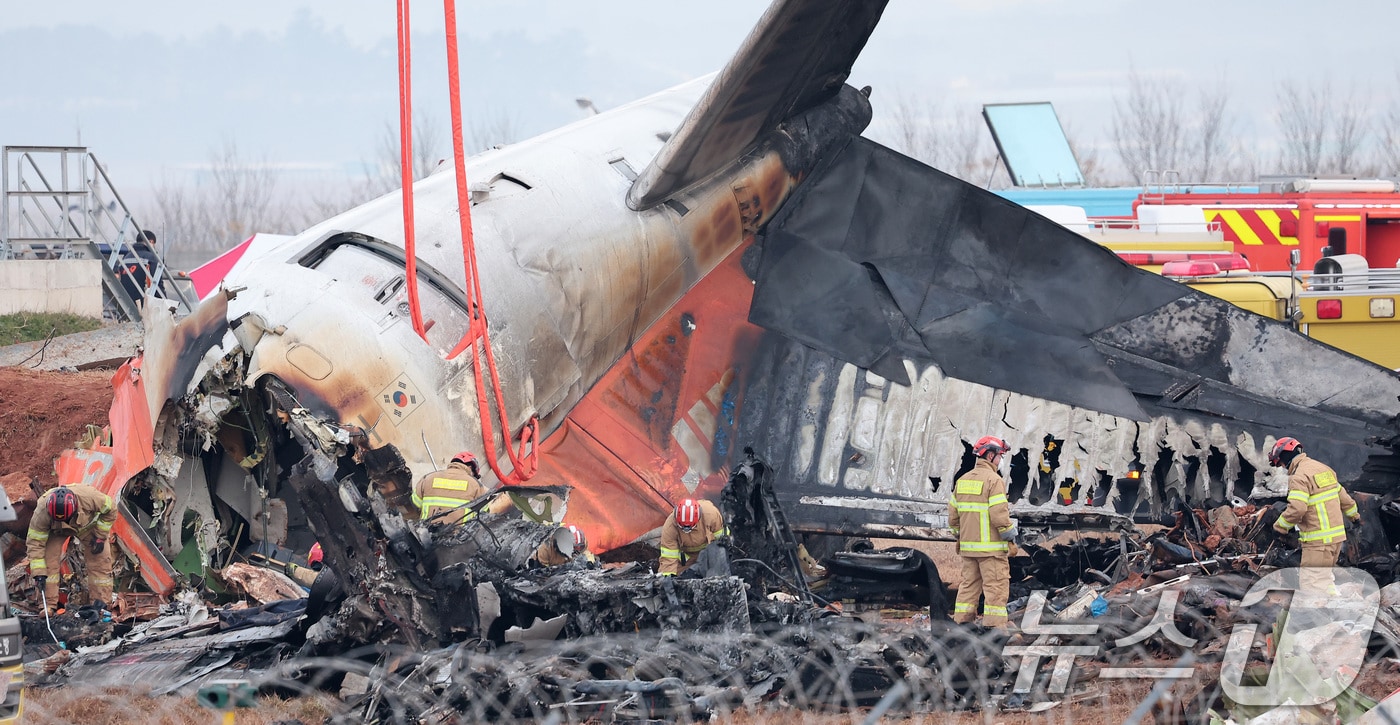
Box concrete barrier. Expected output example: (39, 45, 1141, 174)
(0, 259, 104, 317)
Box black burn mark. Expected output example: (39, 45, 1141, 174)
(1006, 449, 1029, 503)
(165, 294, 231, 401)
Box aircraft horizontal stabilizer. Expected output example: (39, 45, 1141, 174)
(750, 137, 1400, 430)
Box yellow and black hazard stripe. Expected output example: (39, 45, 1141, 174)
(1202, 208, 1301, 247)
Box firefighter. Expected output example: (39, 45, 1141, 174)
(532, 525, 596, 568)
(412, 451, 488, 524)
(27, 484, 118, 611)
(658, 498, 728, 577)
(1270, 437, 1360, 587)
(949, 436, 1017, 628)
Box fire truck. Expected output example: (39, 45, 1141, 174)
(986, 99, 1400, 369)
(1138, 176, 1400, 273)
(1024, 178, 1400, 370)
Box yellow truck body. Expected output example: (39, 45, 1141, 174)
(1081, 220, 1400, 370)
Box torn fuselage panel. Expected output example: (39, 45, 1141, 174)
(736, 333, 1393, 537)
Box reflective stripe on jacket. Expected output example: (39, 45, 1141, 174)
(27, 484, 117, 574)
(1274, 453, 1358, 546)
(412, 461, 485, 524)
(658, 500, 727, 576)
(948, 458, 1012, 557)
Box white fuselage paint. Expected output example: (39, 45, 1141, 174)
(215, 75, 802, 488)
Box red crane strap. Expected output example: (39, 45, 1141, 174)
(395, 0, 538, 484)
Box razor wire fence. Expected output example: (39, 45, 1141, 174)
(15, 614, 1282, 725)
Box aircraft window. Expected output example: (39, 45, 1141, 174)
(308, 243, 470, 351)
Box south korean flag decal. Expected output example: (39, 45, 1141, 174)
(377, 373, 424, 424)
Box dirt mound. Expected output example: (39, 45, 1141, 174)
(0, 367, 113, 488)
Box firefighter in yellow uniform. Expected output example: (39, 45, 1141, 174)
(413, 451, 490, 524)
(1270, 437, 1359, 590)
(27, 484, 118, 610)
(949, 436, 1017, 628)
(532, 525, 596, 568)
(658, 498, 727, 576)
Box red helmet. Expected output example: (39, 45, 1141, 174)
(973, 436, 1009, 458)
(676, 499, 702, 530)
(451, 451, 480, 476)
(567, 525, 587, 551)
(47, 487, 78, 522)
(1269, 437, 1302, 467)
(308, 542, 324, 567)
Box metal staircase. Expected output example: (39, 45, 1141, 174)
(0, 145, 196, 321)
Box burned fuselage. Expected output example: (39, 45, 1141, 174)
(105, 0, 1400, 650)
(113, 51, 877, 642)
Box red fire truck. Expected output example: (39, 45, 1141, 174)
(1135, 178, 1400, 273)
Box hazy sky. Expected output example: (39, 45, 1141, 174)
(2, 1, 1397, 209)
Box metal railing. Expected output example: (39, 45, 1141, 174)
(1295, 267, 1400, 297)
(2, 145, 196, 321)
(1082, 218, 1225, 235)
(1137, 169, 1400, 198)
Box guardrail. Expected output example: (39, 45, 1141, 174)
(2, 145, 195, 320)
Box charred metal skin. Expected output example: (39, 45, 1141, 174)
(736, 136, 1400, 538)
(281, 411, 443, 649)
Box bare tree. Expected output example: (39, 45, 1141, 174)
(1329, 87, 1372, 175)
(1274, 79, 1377, 176)
(887, 92, 939, 166)
(361, 111, 449, 200)
(1384, 90, 1400, 177)
(1063, 121, 1109, 187)
(946, 111, 991, 184)
(466, 107, 522, 155)
(147, 173, 207, 271)
(1275, 80, 1330, 174)
(206, 139, 284, 247)
(878, 93, 998, 184)
(142, 139, 303, 269)
(1111, 69, 1187, 184)
(1189, 82, 1233, 180)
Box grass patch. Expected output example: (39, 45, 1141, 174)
(0, 312, 103, 345)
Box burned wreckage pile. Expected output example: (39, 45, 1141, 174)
(17, 418, 1400, 722)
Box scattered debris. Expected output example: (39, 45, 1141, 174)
(220, 563, 306, 605)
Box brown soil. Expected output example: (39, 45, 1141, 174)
(0, 367, 113, 489)
(23, 689, 339, 725)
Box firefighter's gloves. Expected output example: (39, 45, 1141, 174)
(999, 524, 1019, 542)
(1348, 516, 1364, 535)
(32, 575, 46, 588)
(91, 539, 106, 555)
(714, 534, 733, 549)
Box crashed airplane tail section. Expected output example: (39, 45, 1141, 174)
(738, 136, 1400, 533)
